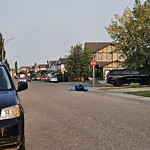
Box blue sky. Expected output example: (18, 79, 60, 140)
(0, 0, 146, 67)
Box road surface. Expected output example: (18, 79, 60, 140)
(18, 81, 150, 150)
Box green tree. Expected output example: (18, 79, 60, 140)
(66, 44, 92, 81)
(15, 61, 18, 75)
(4, 59, 10, 70)
(106, 0, 150, 74)
(0, 33, 6, 61)
(82, 48, 93, 80)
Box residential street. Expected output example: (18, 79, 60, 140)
(18, 81, 150, 150)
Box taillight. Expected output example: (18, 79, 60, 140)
(108, 75, 112, 78)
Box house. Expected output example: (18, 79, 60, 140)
(84, 42, 124, 79)
(18, 66, 32, 78)
(57, 57, 67, 72)
(48, 57, 67, 72)
(48, 60, 58, 71)
(38, 64, 48, 71)
(32, 64, 48, 73)
(18, 66, 32, 74)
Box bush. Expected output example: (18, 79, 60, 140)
(129, 83, 140, 88)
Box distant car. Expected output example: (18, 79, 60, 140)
(49, 75, 58, 83)
(40, 74, 49, 82)
(0, 62, 28, 150)
(19, 77, 27, 82)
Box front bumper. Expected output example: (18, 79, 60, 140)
(0, 118, 22, 149)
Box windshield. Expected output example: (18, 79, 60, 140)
(0, 66, 12, 91)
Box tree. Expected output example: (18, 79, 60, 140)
(15, 61, 18, 75)
(66, 44, 92, 81)
(0, 33, 6, 61)
(82, 47, 93, 80)
(4, 59, 10, 70)
(106, 0, 150, 74)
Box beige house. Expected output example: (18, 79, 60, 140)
(38, 64, 48, 71)
(85, 42, 124, 79)
(19, 66, 31, 74)
(57, 57, 67, 72)
(48, 57, 67, 72)
(31, 64, 48, 72)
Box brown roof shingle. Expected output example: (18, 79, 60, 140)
(84, 42, 118, 53)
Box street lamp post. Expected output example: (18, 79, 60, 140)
(9, 55, 19, 76)
(2, 38, 16, 62)
(10, 55, 19, 68)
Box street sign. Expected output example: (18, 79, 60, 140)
(91, 60, 96, 86)
(91, 60, 96, 67)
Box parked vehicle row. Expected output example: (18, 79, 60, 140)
(40, 74, 58, 83)
(17, 70, 59, 83)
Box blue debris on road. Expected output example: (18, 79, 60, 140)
(69, 84, 88, 92)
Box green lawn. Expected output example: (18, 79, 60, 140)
(127, 91, 150, 97)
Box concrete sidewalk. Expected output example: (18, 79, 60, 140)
(108, 87, 150, 92)
(89, 86, 150, 102)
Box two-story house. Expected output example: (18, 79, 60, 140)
(48, 60, 58, 71)
(48, 57, 67, 72)
(57, 57, 67, 72)
(85, 42, 124, 79)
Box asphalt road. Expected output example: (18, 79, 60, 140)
(17, 81, 150, 150)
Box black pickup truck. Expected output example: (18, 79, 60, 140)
(106, 69, 150, 86)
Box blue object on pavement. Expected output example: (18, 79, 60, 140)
(84, 87, 88, 92)
(69, 85, 77, 91)
(69, 84, 88, 92)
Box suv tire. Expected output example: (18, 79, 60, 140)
(114, 79, 123, 87)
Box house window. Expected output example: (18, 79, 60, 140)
(117, 53, 122, 59)
(98, 52, 103, 60)
(106, 53, 112, 60)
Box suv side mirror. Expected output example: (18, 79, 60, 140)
(17, 81, 28, 92)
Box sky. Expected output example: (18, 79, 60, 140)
(0, 0, 146, 68)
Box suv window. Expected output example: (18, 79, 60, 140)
(107, 69, 141, 77)
(131, 70, 140, 75)
(121, 70, 131, 75)
(111, 70, 121, 75)
(0, 66, 12, 90)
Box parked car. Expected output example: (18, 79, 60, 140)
(0, 62, 28, 150)
(40, 74, 49, 82)
(35, 70, 48, 81)
(19, 77, 27, 82)
(49, 75, 58, 83)
(106, 69, 150, 86)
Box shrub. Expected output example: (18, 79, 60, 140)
(129, 83, 140, 88)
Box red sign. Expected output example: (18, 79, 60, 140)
(91, 60, 96, 66)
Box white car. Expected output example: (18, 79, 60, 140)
(19, 78, 27, 82)
(49, 75, 58, 83)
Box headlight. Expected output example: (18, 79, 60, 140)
(0, 105, 20, 120)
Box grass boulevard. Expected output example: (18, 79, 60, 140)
(93, 84, 150, 98)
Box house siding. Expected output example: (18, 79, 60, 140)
(85, 42, 124, 79)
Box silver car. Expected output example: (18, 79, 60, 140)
(49, 75, 58, 83)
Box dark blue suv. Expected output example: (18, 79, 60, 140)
(106, 69, 150, 86)
(0, 62, 28, 150)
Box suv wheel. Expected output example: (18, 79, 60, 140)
(114, 79, 123, 87)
